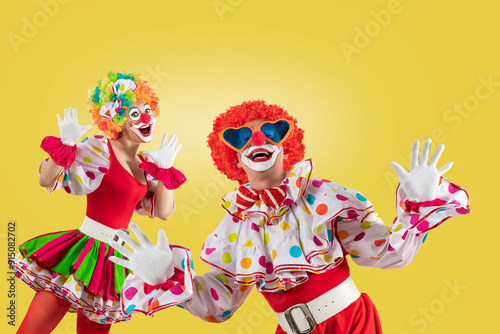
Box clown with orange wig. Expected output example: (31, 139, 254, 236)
(12, 71, 189, 334)
(112, 100, 470, 333)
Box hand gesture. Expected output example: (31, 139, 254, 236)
(390, 138, 453, 201)
(57, 108, 92, 146)
(143, 134, 182, 168)
(109, 222, 174, 286)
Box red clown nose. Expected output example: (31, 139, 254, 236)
(140, 113, 151, 124)
(251, 131, 266, 146)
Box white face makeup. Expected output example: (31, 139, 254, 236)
(239, 143, 282, 172)
(126, 103, 155, 143)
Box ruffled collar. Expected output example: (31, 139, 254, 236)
(221, 159, 313, 222)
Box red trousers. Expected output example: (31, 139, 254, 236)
(275, 293, 382, 334)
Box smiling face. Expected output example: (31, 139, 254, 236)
(123, 101, 155, 143)
(236, 119, 288, 179)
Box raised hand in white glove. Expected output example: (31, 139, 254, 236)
(390, 138, 453, 202)
(57, 108, 92, 146)
(109, 222, 174, 286)
(143, 134, 182, 169)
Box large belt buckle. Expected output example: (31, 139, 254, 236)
(113, 229, 129, 246)
(284, 303, 317, 334)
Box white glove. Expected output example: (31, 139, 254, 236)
(109, 222, 174, 286)
(390, 138, 453, 202)
(57, 108, 92, 146)
(143, 134, 182, 168)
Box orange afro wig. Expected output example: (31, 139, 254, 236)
(207, 100, 305, 184)
(87, 71, 160, 139)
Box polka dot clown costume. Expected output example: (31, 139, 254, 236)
(113, 100, 470, 333)
(11, 71, 186, 334)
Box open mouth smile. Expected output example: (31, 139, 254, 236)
(247, 148, 274, 162)
(138, 124, 151, 136)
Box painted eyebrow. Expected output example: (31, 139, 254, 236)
(129, 107, 139, 113)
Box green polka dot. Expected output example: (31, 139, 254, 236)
(216, 274, 229, 284)
(394, 224, 403, 232)
(223, 201, 231, 209)
(83, 157, 92, 164)
(323, 255, 333, 264)
(75, 174, 83, 183)
(297, 219, 300, 229)
(315, 225, 323, 233)
(360, 221, 371, 229)
(222, 252, 232, 264)
(228, 233, 237, 243)
(264, 233, 270, 245)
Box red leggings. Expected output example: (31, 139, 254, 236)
(17, 291, 111, 334)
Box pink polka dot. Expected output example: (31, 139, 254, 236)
(347, 210, 358, 219)
(312, 180, 323, 188)
(354, 232, 365, 241)
(232, 217, 239, 223)
(336, 194, 348, 201)
(258, 256, 266, 267)
(98, 167, 108, 173)
(205, 248, 216, 255)
(448, 184, 459, 194)
(283, 179, 289, 185)
(251, 223, 260, 232)
(266, 262, 274, 275)
(170, 283, 184, 295)
(402, 230, 408, 240)
(64, 186, 71, 193)
(410, 214, 420, 225)
(135, 202, 142, 210)
(148, 298, 154, 305)
(224, 284, 233, 294)
(417, 221, 429, 232)
(124, 287, 138, 300)
(313, 236, 323, 246)
(95, 135, 104, 139)
(85, 171, 96, 180)
(283, 198, 294, 206)
(210, 288, 219, 301)
(388, 245, 395, 251)
(456, 208, 468, 215)
(52, 273, 58, 279)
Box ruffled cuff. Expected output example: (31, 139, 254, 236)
(397, 177, 470, 233)
(120, 245, 195, 317)
(40, 136, 76, 168)
(139, 162, 186, 190)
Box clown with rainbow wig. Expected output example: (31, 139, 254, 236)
(11, 71, 189, 334)
(111, 100, 470, 333)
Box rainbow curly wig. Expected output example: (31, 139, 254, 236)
(87, 71, 160, 139)
(207, 100, 305, 184)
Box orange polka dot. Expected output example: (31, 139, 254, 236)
(296, 177, 303, 188)
(272, 249, 277, 261)
(374, 239, 386, 247)
(35, 265, 43, 272)
(338, 230, 349, 239)
(205, 316, 219, 323)
(349, 250, 358, 256)
(238, 285, 248, 292)
(240, 258, 252, 269)
(400, 200, 408, 212)
(316, 204, 328, 215)
(75, 284, 81, 292)
(87, 294, 94, 301)
(56, 174, 64, 182)
(148, 300, 160, 312)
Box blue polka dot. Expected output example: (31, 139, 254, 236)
(176, 304, 185, 309)
(81, 137, 89, 143)
(289, 246, 302, 258)
(125, 304, 136, 314)
(221, 310, 231, 317)
(338, 218, 343, 222)
(190, 260, 194, 270)
(63, 174, 69, 182)
(307, 194, 316, 205)
(422, 233, 428, 244)
(351, 254, 359, 259)
(181, 258, 185, 270)
(356, 193, 367, 201)
(327, 230, 333, 242)
(437, 208, 446, 212)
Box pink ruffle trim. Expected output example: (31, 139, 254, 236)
(40, 136, 76, 168)
(139, 162, 186, 190)
(405, 199, 446, 213)
(143, 268, 185, 295)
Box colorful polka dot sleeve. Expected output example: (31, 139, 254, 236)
(338, 177, 470, 268)
(199, 160, 470, 291)
(38, 136, 110, 195)
(120, 245, 196, 316)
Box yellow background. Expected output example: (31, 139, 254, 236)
(0, 0, 496, 333)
